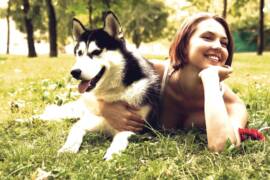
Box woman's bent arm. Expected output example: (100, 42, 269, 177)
(199, 66, 247, 152)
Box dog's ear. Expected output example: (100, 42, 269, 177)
(103, 11, 123, 39)
(72, 18, 86, 41)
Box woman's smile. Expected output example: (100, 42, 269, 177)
(205, 54, 221, 62)
(187, 19, 229, 69)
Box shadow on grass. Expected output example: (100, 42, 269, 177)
(0, 56, 7, 61)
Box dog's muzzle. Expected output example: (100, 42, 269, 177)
(70, 69, 82, 80)
(70, 67, 106, 93)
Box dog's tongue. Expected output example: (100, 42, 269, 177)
(78, 80, 91, 93)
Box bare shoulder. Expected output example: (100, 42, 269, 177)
(148, 59, 168, 77)
(223, 84, 244, 104)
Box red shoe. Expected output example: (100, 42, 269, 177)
(239, 128, 265, 141)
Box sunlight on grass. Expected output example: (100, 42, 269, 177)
(0, 52, 269, 179)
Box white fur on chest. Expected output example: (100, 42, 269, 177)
(80, 93, 151, 135)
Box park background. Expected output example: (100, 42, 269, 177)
(0, 0, 270, 179)
(0, 0, 270, 56)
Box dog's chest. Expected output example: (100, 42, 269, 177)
(80, 92, 151, 135)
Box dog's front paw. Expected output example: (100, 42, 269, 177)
(58, 144, 80, 154)
(103, 151, 114, 161)
(38, 105, 61, 121)
(103, 149, 120, 161)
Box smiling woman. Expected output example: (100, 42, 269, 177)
(156, 13, 246, 151)
(187, 19, 229, 70)
(99, 12, 248, 152)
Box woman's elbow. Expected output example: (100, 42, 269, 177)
(208, 141, 226, 152)
(207, 136, 237, 152)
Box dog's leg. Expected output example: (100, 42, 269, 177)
(58, 114, 102, 153)
(103, 131, 135, 160)
(37, 100, 86, 121)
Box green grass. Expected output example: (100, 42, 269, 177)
(0, 52, 270, 179)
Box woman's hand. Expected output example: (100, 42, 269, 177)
(199, 65, 233, 81)
(98, 100, 145, 132)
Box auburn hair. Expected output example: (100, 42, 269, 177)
(169, 13, 234, 70)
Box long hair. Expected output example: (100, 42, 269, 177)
(169, 13, 234, 70)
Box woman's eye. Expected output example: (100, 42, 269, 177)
(202, 36, 212, 41)
(221, 41, 228, 47)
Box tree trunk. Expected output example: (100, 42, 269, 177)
(22, 0, 37, 57)
(88, 0, 93, 29)
(222, 0, 227, 19)
(257, 0, 264, 55)
(103, 0, 111, 9)
(46, 0, 58, 57)
(6, 0, 11, 54)
(133, 31, 141, 48)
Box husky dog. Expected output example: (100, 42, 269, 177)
(39, 11, 160, 160)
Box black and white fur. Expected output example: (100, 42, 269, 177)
(39, 11, 160, 160)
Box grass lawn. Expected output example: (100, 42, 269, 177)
(0, 52, 270, 179)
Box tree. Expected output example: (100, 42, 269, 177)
(223, 0, 227, 19)
(55, 0, 75, 47)
(0, 0, 12, 54)
(111, 0, 168, 48)
(64, 0, 167, 48)
(6, 0, 11, 54)
(88, 0, 93, 28)
(45, 0, 57, 57)
(186, 0, 211, 12)
(257, 0, 264, 55)
(22, 0, 37, 57)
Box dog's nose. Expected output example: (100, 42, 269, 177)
(70, 69, 81, 80)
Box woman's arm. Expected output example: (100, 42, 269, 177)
(223, 86, 248, 144)
(199, 66, 248, 152)
(98, 100, 145, 132)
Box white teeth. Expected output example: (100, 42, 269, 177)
(207, 55, 219, 62)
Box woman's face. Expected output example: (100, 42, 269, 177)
(187, 19, 229, 70)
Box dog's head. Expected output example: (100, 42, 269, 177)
(71, 11, 124, 93)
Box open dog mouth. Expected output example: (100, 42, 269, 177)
(78, 66, 106, 93)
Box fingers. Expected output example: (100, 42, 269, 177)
(199, 65, 233, 82)
(114, 110, 145, 132)
(126, 111, 145, 131)
(121, 126, 142, 132)
(97, 99, 146, 132)
(222, 65, 231, 69)
(127, 117, 144, 128)
(218, 66, 233, 81)
(116, 119, 144, 132)
(219, 65, 233, 74)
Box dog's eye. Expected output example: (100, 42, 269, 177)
(91, 49, 102, 56)
(78, 50, 83, 56)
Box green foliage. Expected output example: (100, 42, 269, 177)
(9, 0, 43, 33)
(186, 0, 211, 11)
(65, 0, 169, 48)
(6, 0, 168, 48)
(233, 31, 257, 52)
(230, 0, 254, 17)
(228, 0, 259, 30)
(3, 0, 270, 51)
(54, 0, 76, 46)
(110, 0, 168, 47)
(186, 0, 270, 51)
(0, 8, 6, 18)
(0, 53, 270, 178)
